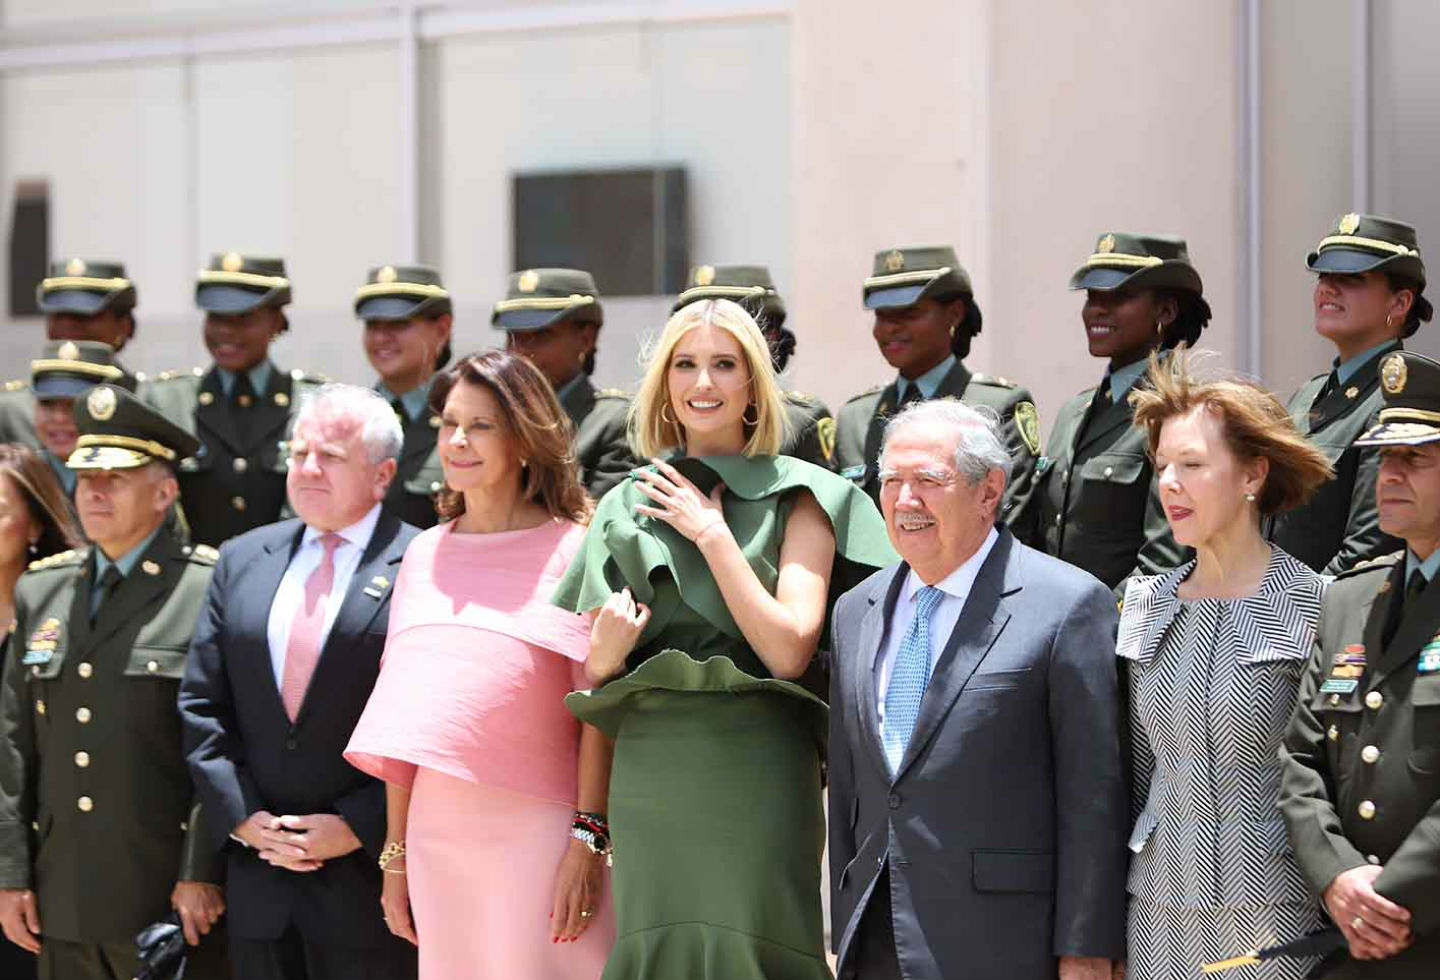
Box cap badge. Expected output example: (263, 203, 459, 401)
(1098, 234, 1116, 254)
(65, 258, 87, 276)
(694, 265, 715, 287)
(87, 385, 117, 421)
(884, 250, 905, 273)
(1339, 212, 1361, 235)
(57, 341, 80, 361)
(1382, 353, 1408, 394)
(517, 270, 540, 293)
(377, 265, 398, 284)
(221, 252, 244, 273)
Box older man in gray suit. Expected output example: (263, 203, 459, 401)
(827, 398, 1127, 980)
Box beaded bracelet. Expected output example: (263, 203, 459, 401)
(378, 840, 406, 874)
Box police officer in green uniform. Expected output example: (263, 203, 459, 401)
(28, 341, 137, 504)
(142, 253, 324, 547)
(1281, 350, 1440, 979)
(1268, 214, 1431, 575)
(493, 268, 635, 499)
(673, 264, 835, 468)
(1010, 232, 1206, 593)
(0, 384, 226, 980)
(833, 245, 1040, 515)
(0, 260, 140, 451)
(354, 264, 451, 528)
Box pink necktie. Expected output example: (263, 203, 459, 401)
(281, 533, 342, 721)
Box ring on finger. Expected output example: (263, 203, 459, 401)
(1352, 916, 1365, 930)
(580, 909, 595, 919)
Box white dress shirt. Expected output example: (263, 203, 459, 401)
(874, 526, 999, 725)
(265, 505, 382, 688)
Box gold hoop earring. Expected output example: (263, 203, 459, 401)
(1386, 313, 1396, 331)
(742, 403, 760, 426)
(949, 323, 958, 338)
(661, 402, 678, 425)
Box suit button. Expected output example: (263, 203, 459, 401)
(231, 496, 247, 512)
(1358, 800, 1377, 820)
(233, 458, 248, 474)
(1361, 745, 1381, 764)
(75, 706, 91, 723)
(286, 738, 298, 750)
(77, 662, 93, 679)
(77, 796, 93, 813)
(888, 794, 900, 810)
(74, 751, 90, 768)
(1327, 725, 1339, 741)
(1366, 691, 1384, 710)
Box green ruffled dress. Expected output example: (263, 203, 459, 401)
(553, 455, 894, 980)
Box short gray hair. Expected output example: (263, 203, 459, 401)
(880, 397, 1013, 486)
(294, 383, 403, 464)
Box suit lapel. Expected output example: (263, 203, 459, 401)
(194, 369, 243, 455)
(561, 377, 596, 431)
(894, 528, 1018, 783)
(1308, 343, 1396, 435)
(80, 533, 183, 656)
(1073, 395, 1132, 455)
(294, 514, 406, 725)
(934, 358, 974, 399)
(1373, 564, 1440, 684)
(854, 565, 907, 781)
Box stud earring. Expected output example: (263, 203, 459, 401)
(28, 541, 39, 555)
(1245, 492, 1256, 503)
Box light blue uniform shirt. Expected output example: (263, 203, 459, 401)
(895, 354, 957, 402)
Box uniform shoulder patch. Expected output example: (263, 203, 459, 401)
(26, 548, 86, 572)
(1013, 400, 1042, 455)
(1338, 550, 1404, 579)
(816, 416, 837, 462)
(2, 379, 28, 392)
(843, 383, 886, 405)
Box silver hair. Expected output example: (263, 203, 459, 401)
(880, 397, 1013, 487)
(294, 383, 403, 464)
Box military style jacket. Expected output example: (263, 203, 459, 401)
(1268, 344, 1402, 575)
(0, 381, 40, 451)
(1280, 555, 1440, 977)
(383, 399, 443, 530)
(561, 377, 636, 502)
(832, 359, 1039, 517)
(0, 530, 221, 943)
(142, 365, 324, 547)
(1010, 379, 1188, 594)
(779, 391, 835, 470)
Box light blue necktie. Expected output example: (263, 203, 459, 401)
(883, 585, 945, 774)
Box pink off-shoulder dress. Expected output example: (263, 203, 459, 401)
(345, 518, 613, 980)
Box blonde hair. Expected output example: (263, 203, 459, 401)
(1130, 348, 1334, 516)
(629, 299, 788, 458)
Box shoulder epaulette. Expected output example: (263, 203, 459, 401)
(180, 543, 220, 565)
(971, 372, 1018, 389)
(1338, 550, 1405, 579)
(2, 379, 27, 392)
(26, 548, 86, 572)
(594, 388, 631, 400)
(786, 390, 819, 405)
(843, 383, 886, 405)
(153, 367, 204, 383)
(290, 369, 330, 386)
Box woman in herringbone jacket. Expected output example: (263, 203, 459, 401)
(1116, 351, 1335, 980)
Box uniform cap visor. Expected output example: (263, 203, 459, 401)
(357, 295, 426, 321)
(492, 306, 570, 330)
(32, 377, 95, 399)
(196, 283, 269, 314)
(1069, 267, 1137, 290)
(1307, 248, 1390, 275)
(863, 284, 928, 310)
(65, 445, 153, 470)
(37, 289, 111, 315)
(1354, 420, 1440, 447)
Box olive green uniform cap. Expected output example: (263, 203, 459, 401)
(195, 252, 292, 314)
(1307, 212, 1431, 324)
(355, 264, 452, 321)
(37, 258, 136, 316)
(67, 384, 200, 471)
(673, 264, 787, 327)
(491, 268, 603, 331)
(1355, 351, 1440, 447)
(32, 340, 136, 399)
(863, 245, 975, 311)
(1069, 232, 1208, 299)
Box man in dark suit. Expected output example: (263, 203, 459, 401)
(179, 383, 419, 980)
(827, 397, 1127, 980)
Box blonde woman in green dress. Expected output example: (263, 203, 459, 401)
(554, 299, 894, 979)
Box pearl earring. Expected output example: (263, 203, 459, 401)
(1245, 492, 1256, 502)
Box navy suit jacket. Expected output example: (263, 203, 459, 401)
(178, 513, 419, 943)
(827, 526, 1128, 979)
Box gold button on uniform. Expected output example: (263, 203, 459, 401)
(77, 796, 93, 812)
(1358, 800, 1377, 820)
(238, 394, 253, 408)
(1327, 725, 1339, 741)
(77, 662, 93, 679)
(231, 496, 246, 512)
(75, 706, 91, 724)
(1328, 693, 1341, 706)
(1361, 745, 1381, 764)
(1103, 466, 1114, 478)
(35, 700, 45, 715)
(430, 481, 442, 493)
(1366, 691, 1384, 710)
(233, 457, 248, 473)
(74, 751, 90, 768)
(146, 661, 159, 673)
(198, 391, 214, 406)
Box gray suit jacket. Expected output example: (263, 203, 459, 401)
(827, 527, 1128, 979)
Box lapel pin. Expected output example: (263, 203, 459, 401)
(364, 574, 391, 599)
(141, 560, 161, 576)
(1345, 386, 1359, 399)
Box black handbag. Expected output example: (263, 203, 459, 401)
(134, 914, 188, 980)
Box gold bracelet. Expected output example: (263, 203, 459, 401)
(378, 840, 406, 873)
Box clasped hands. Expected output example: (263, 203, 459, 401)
(233, 810, 361, 873)
(1325, 864, 1412, 960)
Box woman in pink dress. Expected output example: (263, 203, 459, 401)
(346, 349, 613, 979)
